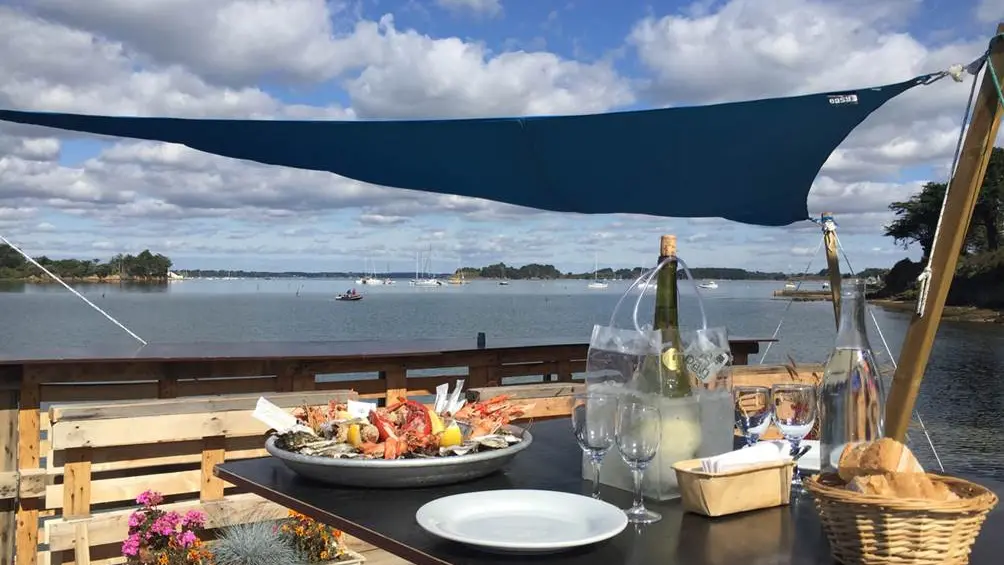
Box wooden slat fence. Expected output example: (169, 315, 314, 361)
(0, 343, 590, 565)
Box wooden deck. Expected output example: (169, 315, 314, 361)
(0, 336, 791, 565)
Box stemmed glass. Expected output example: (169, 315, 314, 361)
(615, 397, 662, 524)
(571, 392, 617, 499)
(734, 386, 771, 447)
(771, 383, 818, 489)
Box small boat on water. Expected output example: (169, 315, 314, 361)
(498, 280, 510, 286)
(336, 292, 363, 301)
(586, 254, 608, 289)
(698, 280, 719, 290)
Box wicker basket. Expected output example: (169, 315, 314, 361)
(804, 473, 999, 565)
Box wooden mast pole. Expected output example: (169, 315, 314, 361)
(884, 23, 1004, 441)
(821, 212, 842, 328)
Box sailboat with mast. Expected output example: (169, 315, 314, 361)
(410, 247, 443, 287)
(587, 253, 608, 289)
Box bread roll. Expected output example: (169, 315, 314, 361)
(847, 473, 959, 501)
(837, 438, 924, 482)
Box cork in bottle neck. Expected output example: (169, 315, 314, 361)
(660, 235, 677, 258)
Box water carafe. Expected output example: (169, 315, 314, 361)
(818, 279, 886, 473)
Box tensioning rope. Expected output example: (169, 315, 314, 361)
(0, 234, 148, 345)
(757, 236, 825, 364)
(916, 40, 997, 317)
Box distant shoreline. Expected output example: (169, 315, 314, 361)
(872, 299, 1004, 324)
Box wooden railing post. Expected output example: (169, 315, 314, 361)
(383, 366, 407, 403)
(200, 436, 227, 502)
(1, 381, 18, 565)
(62, 447, 92, 565)
(16, 369, 41, 565)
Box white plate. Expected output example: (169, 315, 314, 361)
(416, 489, 628, 554)
(798, 440, 820, 473)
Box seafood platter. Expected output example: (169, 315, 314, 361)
(253, 380, 535, 488)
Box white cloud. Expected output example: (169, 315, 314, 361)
(976, 0, 1004, 23)
(436, 0, 503, 18)
(345, 16, 633, 118)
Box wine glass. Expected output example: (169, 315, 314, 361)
(734, 386, 771, 447)
(771, 383, 818, 489)
(615, 397, 662, 524)
(571, 392, 617, 499)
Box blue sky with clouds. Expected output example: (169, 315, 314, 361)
(1, 0, 1003, 274)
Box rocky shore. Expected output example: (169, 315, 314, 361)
(872, 299, 1004, 324)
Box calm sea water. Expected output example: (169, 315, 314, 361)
(1, 279, 1001, 480)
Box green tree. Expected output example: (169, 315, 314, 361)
(975, 147, 1004, 251)
(886, 148, 1004, 258)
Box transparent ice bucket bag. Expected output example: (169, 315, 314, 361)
(583, 256, 735, 500)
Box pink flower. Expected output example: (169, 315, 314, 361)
(177, 530, 198, 548)
(127, 511, 145, 529)
(151, 512, 181, 536)
(136, 490, 164, 507)
(121, 533, 141, 556)
(182, 510, 206, 529)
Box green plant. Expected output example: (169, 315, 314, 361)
(212, 520, 306, 565)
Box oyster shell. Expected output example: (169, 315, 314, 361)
(300, 442, 360, 458)
(274, 430, 320, 451)
(470, 434, 522, 449)
(437, 434, 521, 456)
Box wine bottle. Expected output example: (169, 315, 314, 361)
(653, 235, 691, 398)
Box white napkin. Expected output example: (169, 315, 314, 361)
(251, 397, 315, 435)
(699, 440, 792, 473)
(347, 399, 376, 419)
(433, 383, 450, 414)
(445, 379, 466, 414)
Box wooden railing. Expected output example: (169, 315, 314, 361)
(0, 337, 785, 565)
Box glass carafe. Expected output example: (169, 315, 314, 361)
(818, 279, 886, 473)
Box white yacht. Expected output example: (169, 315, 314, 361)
(698, 280, 719, 290)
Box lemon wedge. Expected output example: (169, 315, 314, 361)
(440, 422, 463, 447)
(347, 424, 362, 447)
(427, 407, 446, 435)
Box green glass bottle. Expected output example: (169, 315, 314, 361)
(654, 235, 691, 398)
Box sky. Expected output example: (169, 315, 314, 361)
(0, 0, 1002, 274)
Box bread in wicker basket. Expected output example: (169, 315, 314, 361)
(805, 439, 999, 565)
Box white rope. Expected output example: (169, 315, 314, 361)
(833, 234, 945, 472)
(916, 56, 985, 317)
(0, 235, 148, 345)
(758, 236, 824, 364)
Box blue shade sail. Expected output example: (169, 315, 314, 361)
(0, 75, 934, 226)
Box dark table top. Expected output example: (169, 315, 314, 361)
(216, 419, 1003, 565)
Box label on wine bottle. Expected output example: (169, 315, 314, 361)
(661, 347, 679, 371)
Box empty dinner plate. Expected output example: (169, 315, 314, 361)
(416, 489, 628, 554)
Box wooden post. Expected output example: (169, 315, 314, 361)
(16, 371, 41, 565)
(885, 24, 1004, 441)
(1, 385, 18, 565)
(820, 213, 842, 328)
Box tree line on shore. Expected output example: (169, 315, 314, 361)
(1, 247, 889, 283)
(878, 147, 1004, 309)
(0, 247, 173, 281)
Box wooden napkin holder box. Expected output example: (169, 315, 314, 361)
(671, 458, 794, 517)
